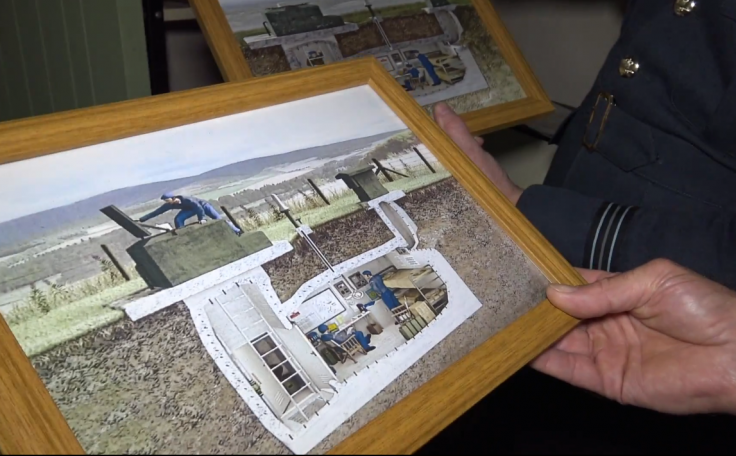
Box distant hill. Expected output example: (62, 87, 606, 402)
(0, 131, 402, 250)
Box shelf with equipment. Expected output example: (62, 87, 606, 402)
(382, 267, 448, 315)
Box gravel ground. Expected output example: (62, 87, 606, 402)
(336, 14, 444, 57)
(262, 209, 393, 302)
(31, 303, 291, 455)
(30, 178, 548, 455)
(309, 177, 549, 453)
(239, 5, 526, 112)
(261, 238, 326, 303)
(243, 45, 291, 77)
(423, 5, 526, 118)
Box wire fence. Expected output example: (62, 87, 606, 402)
(223, 146, 443, 232)
(282, 147, 437, 204)
(0, 146, 445, 317)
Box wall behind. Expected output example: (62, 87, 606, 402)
(0, 0, 152, 123)
(492, 0, 625, 107)
(484, 0, 625, 187)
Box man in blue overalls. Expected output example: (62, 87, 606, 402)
(317, 324, 375, 353)
(416, 53, 441, 86)
(427, 2, 736, 450)
(363, 270, 402, 310)
(433, 0, 736, 291)
(138, 192, 241, 234)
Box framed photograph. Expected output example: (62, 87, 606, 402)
(0, 58, 583, 455)
(189, 0, 553, 135)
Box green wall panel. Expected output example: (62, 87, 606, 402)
(0, 0, 34, 120)
(13, 0, 54, 116)
(0, 42, 14, 122)
(38, 0, 78, 113)
(81, 0, 129, 106)
(63, 0, 97, 108)
(117, 0, 152, 100)
(0, 0, 151, 122)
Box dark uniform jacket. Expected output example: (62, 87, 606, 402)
(139, 195, 209, 223)
(516, 0, 736, 289)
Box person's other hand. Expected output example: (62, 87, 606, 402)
(433, 102, 523, 205)
(532, 259, 736, 416)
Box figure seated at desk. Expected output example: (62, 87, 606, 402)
(317, 324, 376, 353)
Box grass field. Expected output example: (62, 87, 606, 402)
(11, 278, 146, 357)
(7, 159, 448, 358)
(234, 28, 268, 43)
(253, 164, 451, 242)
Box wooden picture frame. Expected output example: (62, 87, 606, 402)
(189, 0, 553, 136)
(0, 58, 582, 455)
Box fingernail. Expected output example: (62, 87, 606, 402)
(549, 284, 577, 293)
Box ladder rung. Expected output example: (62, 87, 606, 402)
(260, 345, 282, 358)
(250, 333, 269, 345)
(238, 320, 267, 333)
(293, 392, 317, 408)
(280, 371, 301, 385)
(270, 358, 291, 372)
(288, 384, 310, 398)
(233, 306, 258, 314)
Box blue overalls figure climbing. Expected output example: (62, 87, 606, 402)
(138, 192, 242, 234)
(363, 270, 402, 310)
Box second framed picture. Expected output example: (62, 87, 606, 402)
(190, 0, 553, 135)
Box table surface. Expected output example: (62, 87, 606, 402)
(337, 311, 371, 332)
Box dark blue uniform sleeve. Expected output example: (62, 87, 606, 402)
(516, 185, 736, 290)
(139, 203, 173, 222)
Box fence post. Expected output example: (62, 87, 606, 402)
(372, 158, 394, 182)
(271, 194, 300, 229)
(100, 244, 131, 281)
(307, 178, 330, 205)
(372, 158, 408, 181)
(413, 146, 436, 173)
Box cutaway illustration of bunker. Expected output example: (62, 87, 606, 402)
(100, 205, 273, 288)
(108, 164, 482, 454)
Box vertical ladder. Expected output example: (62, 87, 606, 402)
(214, 282, 322, 424)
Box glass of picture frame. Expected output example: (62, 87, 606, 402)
(0, 57, 583, 455)
(189, 0, 554, 135)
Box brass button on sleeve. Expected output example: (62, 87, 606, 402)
(675, 0, 696, 16)
(619, 58, 640, 78)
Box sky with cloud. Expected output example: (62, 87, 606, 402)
(0, 86, 407, 224)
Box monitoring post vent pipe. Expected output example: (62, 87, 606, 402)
(271, 194, 334, 273)
(365, 1, 393, 50)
